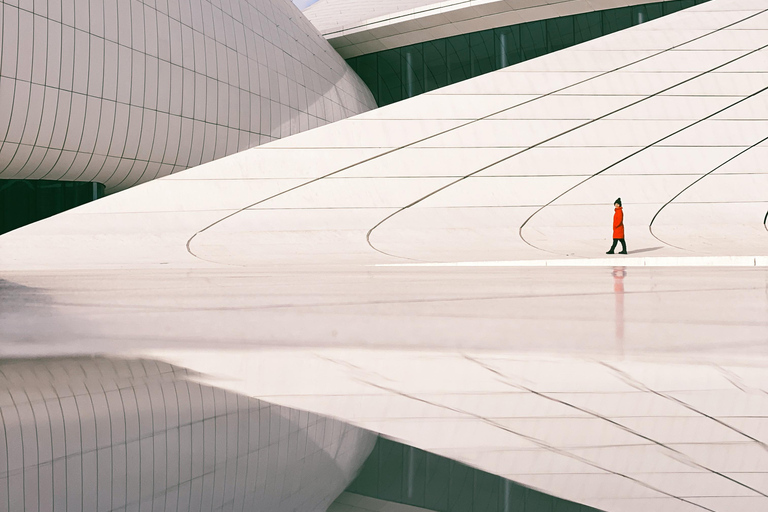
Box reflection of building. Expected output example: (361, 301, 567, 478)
(3, 1, 768, 512)
(0, 357, 374, 511)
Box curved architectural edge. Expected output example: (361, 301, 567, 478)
(0, 0, 376, 193)
(305, 0, 688, 58)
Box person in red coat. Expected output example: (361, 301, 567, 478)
(606, 198, 627, 254)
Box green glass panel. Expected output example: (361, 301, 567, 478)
(547, 16, 576, 52)
(447, 34, 471, 83)
(633, 3, 664, 24)
(0, 180, 104, 235)
(424, 453, 450, 510)
(448, 461, 474, 511)
(378, 48, 403, 106)
(354, 53, 379, 105)
(663, 0, 687, 14)
(424, 39, 449, 90)
(525, 488, 554, 512)
(501, 479, 526, 512)
(473, 472, 499, 512)
(602, 6, 633, 35)
(574, 12, 602, 44)
(521, 20, 548, 60)
(402, 446, 427, 507)
(495, 26, 521, 68)
(402, 44, 425, 98)
(470, 30, 495, 77)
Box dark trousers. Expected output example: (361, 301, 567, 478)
(609, 238, 626, 253)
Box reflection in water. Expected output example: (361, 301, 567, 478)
(613, 267, 626, 354)
(0, 358, 375, 511)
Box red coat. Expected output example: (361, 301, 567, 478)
(613, 207, 624, 239)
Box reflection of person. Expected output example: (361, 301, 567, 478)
(606, 198, 627, 254)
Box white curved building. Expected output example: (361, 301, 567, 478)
(0, 0, 375, 193)
(1, 0, 768, 511)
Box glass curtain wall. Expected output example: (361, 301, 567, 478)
(347, 0, 708, 107)
(0, 180, 105, 234)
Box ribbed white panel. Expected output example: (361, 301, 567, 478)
(0, 0, 376, 192)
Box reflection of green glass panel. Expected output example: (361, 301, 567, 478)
(521, 20, 547, 60)
(602, 6, 633, 34)
(424, 453, 450, 510)
(424, 39, 449, 91)
(574, 12, 602, 44)
(346, 439, 379, 495)
(470, 30, 495, 77)
(378, 438, 404, 502)
(447, 34, 471, 83)
(547, 16, 575, 52)
(495, 26, 521, 68)
(346, 437, 606, 512)
(402, 44, 425, 98)
(378, 49, 403, 106)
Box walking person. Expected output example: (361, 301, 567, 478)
(607, 198, 627, 254)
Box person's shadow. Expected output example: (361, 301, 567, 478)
(627, 246, 664, 255)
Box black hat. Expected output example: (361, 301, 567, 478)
(615, 198, 622, 206)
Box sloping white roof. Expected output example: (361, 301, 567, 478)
(2, 1, 768, 511)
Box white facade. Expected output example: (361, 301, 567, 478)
(1, 1, 768, 511)
(305, 0, 687, 58)
(0, 0, 376, 192)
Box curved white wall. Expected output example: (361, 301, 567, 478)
(0, 0, 376, 192)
